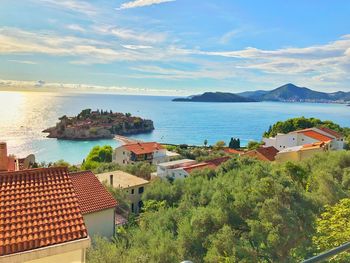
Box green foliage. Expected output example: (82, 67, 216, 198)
(81, 145, 113, 170)
(263, 116, 348, 138)
(124, 162, 155, 180)
(313, 198, 350, 262)
(229, 137, 240, 149)
(247, 140, 262, 150)
(213, 140, 226, 150)
(87, 151, 350, 263)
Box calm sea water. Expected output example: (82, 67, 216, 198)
(1, 91, 350, 164)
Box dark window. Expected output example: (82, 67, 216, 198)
(138, 186, 144, 194)
(131, 189, 134, 194)
(138, 201, 143, 210)
(131, 203, 134, 213)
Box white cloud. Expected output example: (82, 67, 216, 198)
(37, 0, 97, 16)
(66, 24, 86, 32)
(93, 25, 167, 43)
(118, 0, 175, 10)
(8, 60, 38, 65)
(0, 78, 183, 95)
(122, 44, 153, 50)
(219, 29, 242, 44)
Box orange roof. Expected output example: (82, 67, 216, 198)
(224, 148, 243, 155)
(123, 142, 164, 155)
(183, 163, 216, 173)
(301, 130, 333, 142)
(244, 146, 279, 161)
(301, 141, 328, 150)
(68, 171, 117, 214)
(183, 156, 231, 173)
(0, 167, 88, 256)
(318, 127, 342, 139)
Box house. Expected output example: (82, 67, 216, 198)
(153, 159, 197, 180)
(0, 167, 90, 263)
(275, 141, 328, 162)
(68, 171, 117, 238)
(154, 156, 231, 180)
(0, 142, 35, 172)
(96, 170, 149, 214)
(243, 146, 279, 162)
(113, 142, 168, 165)
(262, 127, 344, 151)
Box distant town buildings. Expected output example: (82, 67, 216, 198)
(153, 156, 231, 181)
(262, 127, 344, 151)
(242, 146, 279, 162)
(113, 142, 178, 165)
(0, 167, 90, 263)
(96, 170, 150, 214)
(256, 127, 345, 162)
(68, 171, 117, 238)
(0, 142, 35, 172)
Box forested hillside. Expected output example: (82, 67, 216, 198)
(87, 151, 350, 263)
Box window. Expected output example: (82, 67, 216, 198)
(123, 151, 125, 155)
(293, 138, 295, 140)
(138, 186, 144, 194)
(131, 203, 134, 213)
(138, 201, 143, 210)
(131, 189, 134, 194)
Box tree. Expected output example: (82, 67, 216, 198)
(204, 139, 208, 147)
(213, 141, 226, 151)
(82, 145, 113, 170)
(313, 198, 350, 262)
(247, 140, 261, 150)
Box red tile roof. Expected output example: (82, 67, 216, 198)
(183, 156, 231, 173)
(123, 142, 164, 155)
(206, 156, 231, 166)
(0, 167, 88, 257)
(301, 130, 333, 142)
(68, 171, 117, 214)
(224, 148, 243, 155)
(244, 146, 279, 161)
(183, 163, 216, 173)
(318, 127, 342, 139)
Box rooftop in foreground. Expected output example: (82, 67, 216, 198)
(0, 167, 88, 257)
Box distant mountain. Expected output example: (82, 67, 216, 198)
(172, 92, 256, 103)
(238, 83, 350, 103)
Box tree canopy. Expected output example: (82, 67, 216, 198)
(87, 150, 350, 263)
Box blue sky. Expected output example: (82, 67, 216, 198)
(0, 0, 350, 95)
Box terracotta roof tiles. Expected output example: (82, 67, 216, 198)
(0, 167, 88, 256)
(68, 171, 117, 214)
(123, 142, 164, 155)
(300, 130, 333, 142)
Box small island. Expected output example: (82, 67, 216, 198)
(43, 109, 154, 140)
(172, 92, 256, 103)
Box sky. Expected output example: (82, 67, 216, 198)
(0, 0, 350, 95)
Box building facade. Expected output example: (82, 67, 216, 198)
(96, 170, 149, 214)
(263, 127, 344, 151)
(113, 142, 168, 165)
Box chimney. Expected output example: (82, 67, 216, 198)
(110, 174, 114, 186)
(0, 142, 8, 171)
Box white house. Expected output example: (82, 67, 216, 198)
(113, 142, 168, 165)
(263, 127, 344, 151)
(154, 159, 197, 180)
(96, 170, 150, 214)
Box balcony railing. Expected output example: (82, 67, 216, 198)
(302, 242, 350, 263)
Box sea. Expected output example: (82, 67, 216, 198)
(1, 91, 349, 164)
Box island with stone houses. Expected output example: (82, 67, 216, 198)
(43, 109, 154, 140)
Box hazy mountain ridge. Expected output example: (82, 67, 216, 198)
(238, 83, 350, 103)
(172, 92, 256, 102)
